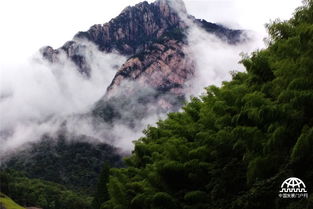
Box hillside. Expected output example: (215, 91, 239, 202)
(0, 193, 25, 209)
(2, 135, 123, 194)
(4, 0, 312, 209)
(42, 0, 244, 121)
(98, 1, 313, 209)
(1, 0, 246, 197)
(0, 171, 92, 209)
(42, 0, 242, 76)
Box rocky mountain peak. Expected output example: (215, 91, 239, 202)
(73, 0, 184, 55)
(41, 0, 242, 74)
(41, 0, 244, 120)
(41, 0, 193, 76)
(156, 0, 187, 15)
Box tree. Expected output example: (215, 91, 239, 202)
(101, 1, 313, 208)
(92, 162, 110, 209)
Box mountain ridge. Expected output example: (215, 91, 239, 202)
(41, 0, 243, 77)
(2, 0, 248, 204)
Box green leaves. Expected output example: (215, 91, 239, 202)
(291, 127, 313, 162)
(92, 162, 110, 209)
(103, 1, 313, 209)
(152, 192, 178, 209)
(0, 171, 93, 209)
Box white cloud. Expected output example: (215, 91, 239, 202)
(0, 0, 302, 66)
(185, 0, 302, 29)
(0, 40, 126, 156)
(0, 0, 304, 157)
(0, 0, 152, 65)
(184, 27, 259, 98)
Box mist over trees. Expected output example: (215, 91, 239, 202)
(1, 1, 313, 209)
(99, 1, 313, 208)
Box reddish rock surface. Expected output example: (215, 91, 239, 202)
(41, 0, 243, 120)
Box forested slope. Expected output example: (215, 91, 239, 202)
(2, 136, 123, 194)
(0, 171, 92, 209)
(101, 1, 313, 209)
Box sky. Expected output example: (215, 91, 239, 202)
(0, 0, 304, 155)
(0, 0, 302, 66)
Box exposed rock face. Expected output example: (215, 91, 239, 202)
(41, 0, 242, 75)
(2, 0, 248, 195)
(41, 0, 244, 121)
(93, 35, 193, 124)
(107, 38, 194, 98)
(74, 0, 185, 55)
(41, 0, 187, 77)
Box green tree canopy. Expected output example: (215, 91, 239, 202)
(101, 1, 313, 209)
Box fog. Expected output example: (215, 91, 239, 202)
(185, 28, 260, 97)
(0, 0, 301, 159)
(170, 0, 261, 97)
(0, 41, 126, 157)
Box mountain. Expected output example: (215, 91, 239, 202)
(3, 0, 312, 209)
(42, 0, 242, 75)
(2, 134, 123, 193)
(41, 0, 244, 124)
(42, 0, 244, 122)
(94, 2, 313, 209)
(49, 0, 243, 122)
(2, 0, 247, 201)
(92, 35, 194, 125)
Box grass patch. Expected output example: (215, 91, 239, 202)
(0, 193, 25, 209)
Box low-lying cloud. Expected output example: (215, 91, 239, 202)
(0, 40, 126, 157)
(170, 0, 262, 98)
(185, 27, 260, 97)
(0, 1, 265, 160)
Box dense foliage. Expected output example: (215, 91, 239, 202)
(0, 170, 92, 209)
(2, 135, 123, 194)
(101, 1, 313, 209)
(92, 163, 111, 209)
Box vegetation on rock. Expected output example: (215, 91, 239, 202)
(100, 1, 313, 208)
